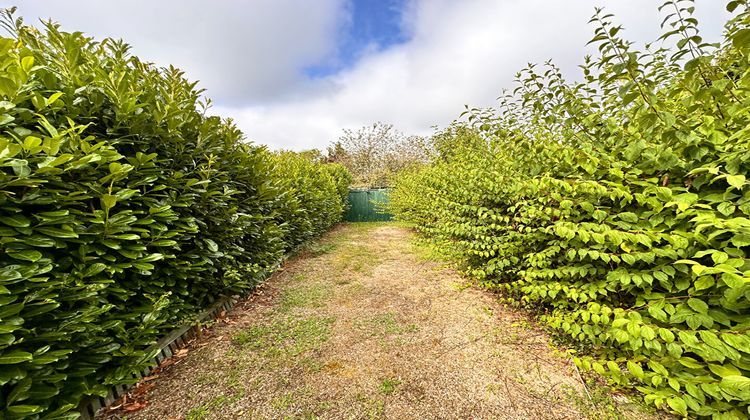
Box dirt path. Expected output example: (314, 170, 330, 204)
(112, 223, 644, 419)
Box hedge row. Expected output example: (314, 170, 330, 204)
(391, 1, 750, 418)
(0, 11, 350, 419)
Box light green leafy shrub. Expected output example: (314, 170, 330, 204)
(0, 10, 349, 419)
(391, 1, 750, 418)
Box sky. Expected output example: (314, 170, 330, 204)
(3, 0, 732, 150)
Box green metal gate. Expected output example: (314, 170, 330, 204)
(344, 189, 393, 222)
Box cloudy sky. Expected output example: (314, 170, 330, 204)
(4, 0, 731, 150)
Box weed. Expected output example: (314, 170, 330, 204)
(355, 393, 385, 419)
(271, 393, 295, 411)
(378, 378, 401, 395)
(367, 399, 385, 418)
(185, 405, 209, 420)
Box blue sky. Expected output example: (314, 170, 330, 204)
(305, 0, 411, 78)
(2, 0, 732, 150)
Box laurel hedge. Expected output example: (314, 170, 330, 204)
(0, 12, 350, 419)
(391, 1, 750, 418)
(270, 152, 352, 249)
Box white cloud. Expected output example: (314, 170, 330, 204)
(217, 0, 730, 150)
(4, 0, 731, 150)
(7, 0, 347, 104)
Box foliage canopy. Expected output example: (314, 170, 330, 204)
(328, 122, 431, 188)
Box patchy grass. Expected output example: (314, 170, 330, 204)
(185, 405, 209, 420)
(303, 242, 338, 257)
(366, 399, 385, 418)
(279, 283, 330, 312)
(511, 319, 533, 330)
(407, 235, 453, 263)
(185, 392, 244, 420)
(378, 378, 401, 395)
(270, 393, 295, 411)
(232, 315, 334, 358)
(330, 242, 382, 275)
(344, 280, 366, 295)
(334, 276, 354, 285)
(332, 247, 379, 274)
(299, 355, 325, 373)
(261, 387, 328, 419)
(353, 312, 418, 337)
(355, 393, 385, 419)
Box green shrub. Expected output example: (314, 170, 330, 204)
(323, 162, 354, 211)
(0, 10, 349, 419)
(391, 1, 750, 418)
(270, 152, 350, 249)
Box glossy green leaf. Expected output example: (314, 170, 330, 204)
(0, 350, 32, 364)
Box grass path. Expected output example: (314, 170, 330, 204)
(111, 223, 649, 419)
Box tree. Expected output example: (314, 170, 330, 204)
(297, 148, 325, 163)
(325, 141, 350, 165)
(330, 122, 431, 187)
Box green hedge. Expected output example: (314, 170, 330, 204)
(391, 2, 750, 418)
(270, 152, 351, 248)
(0, 11, 349, 419)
